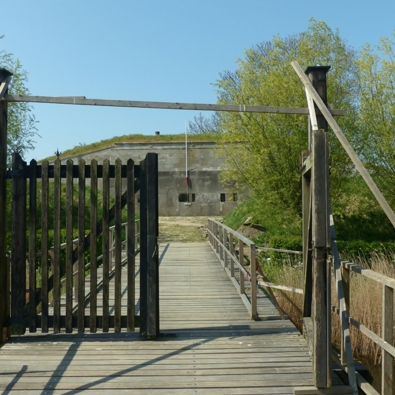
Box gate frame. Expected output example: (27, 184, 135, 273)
(6, 152, 158, 337)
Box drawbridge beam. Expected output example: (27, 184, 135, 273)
(2, 93, 345, 115)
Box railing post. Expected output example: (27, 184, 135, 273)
(223, 228, 228, 268)
(382, 284, 394, 395)
(238, 239, 245, 294)
(250, 243, 257, 319)
(307, 65, 331, 389)
(229, 234, 234, 278)
(0, 69, 12, 343)
(215, 224, 220, 254)
(341, 265, 350, 365)
(219, 225, 223, 263)
(212, 222, 215, 250)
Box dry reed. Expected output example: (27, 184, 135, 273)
(262, 250, 395, 364)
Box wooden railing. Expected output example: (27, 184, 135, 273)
(331, 259, 394, 395)
(208, 218, 392, 393)
(207, 218, 257, 319)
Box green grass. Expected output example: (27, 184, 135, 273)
(44, 133, 219, 161)
(223, 196, 302, 244)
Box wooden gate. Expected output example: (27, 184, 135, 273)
(6, 152, 159, 337)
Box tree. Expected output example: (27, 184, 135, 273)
(188, 112, 221, 135)
(0, 36, 38, 164)
(356, 33, 395, 205)
(189, 20, 359, 218)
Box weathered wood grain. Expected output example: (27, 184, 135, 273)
(0, 84, 8, 343)
(90, 159, 98, 333)
(41, 160, 49, 333)
(102, 160, 110, 332)
(65, 160, 73, 333)
(3, 93, 346, 115)
(53, 159, 61, 333)
(127, 159, 135, 331)
(11, 153, 27, 334)
(28, 159, 37, 333)
(77, 160, 86, 333)
(114, 159, 122, 332)
(0, 242, 345, 393)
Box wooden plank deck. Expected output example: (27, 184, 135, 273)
(0, 242, 350, 394)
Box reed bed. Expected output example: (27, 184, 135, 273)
(261, 250, 395, 363)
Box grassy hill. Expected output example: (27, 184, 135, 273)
(45, 133, 219, 161)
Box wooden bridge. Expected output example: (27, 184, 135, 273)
(2, 63, 395, 395)
(0, 239, 355, 394)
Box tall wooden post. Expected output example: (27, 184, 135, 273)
(306, 65, 331, 388)
(302, 149, 312, 318)
(11, 153, 27, 335)
(140, 153, 159, 339)
(0, 69, 13, 343)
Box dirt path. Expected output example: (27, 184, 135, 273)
(158, 216, 223, 243)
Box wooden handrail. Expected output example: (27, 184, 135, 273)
(208, 218, 257, 319)
(257, 246, 303, 255)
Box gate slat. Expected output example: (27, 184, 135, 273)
(90, 160, 98, 333)
(65, 159, 73, 333)
(53, 159, 61, 333)
(11, 153, 27, 334)
(102, 159, 110, 332)
(127, 159, 135, 331)
(114, 159, 122, 332)
(29, 159, 37, 333)
(0, 92, 8, 343)
(139, 157, 147, 337)
(78, 160, 85, 333)
(41, 160, 49, 333)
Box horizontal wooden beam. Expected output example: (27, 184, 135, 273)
(257, 246, 303, 255)
(6, 163, 141, 179)
(3, 94, 345, 116)
(258, 279, 304, 294)
(341, 260, 395, 289)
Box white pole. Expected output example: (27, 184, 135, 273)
(185, 120, 188, 185)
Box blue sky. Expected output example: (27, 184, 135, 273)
(1, 0, 394, 160)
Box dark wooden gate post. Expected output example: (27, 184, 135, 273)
(0, 68, 13, 343)
(140, 153, 159, 339)
(305, 66, 331, 388)
(302, 149, 312, 319)
(11, 152, 27, 335)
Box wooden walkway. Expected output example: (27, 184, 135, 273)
(0, 242, 350, 394)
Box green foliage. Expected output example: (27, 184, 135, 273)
(356, 33, 395, 206)
(332, 174, 395, 242)
(224, 194, 302, 244)
(191, 19, 358, 217)
(197, 20, 395, 260)
(0, 37, 39, 164)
